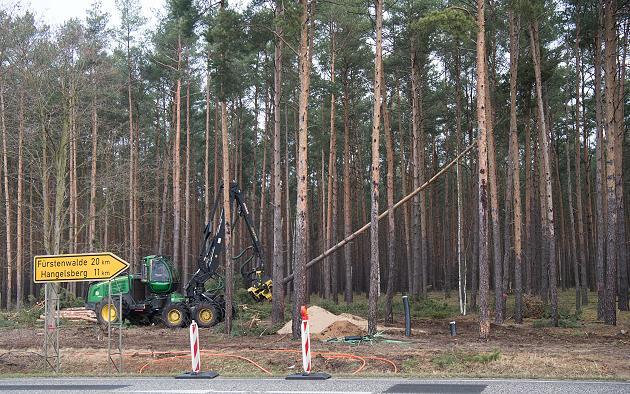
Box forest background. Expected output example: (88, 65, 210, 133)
(0, 0, 627, 338)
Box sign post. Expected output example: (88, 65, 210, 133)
(43, 283, 60, 373)
(34, 252, 129, 373)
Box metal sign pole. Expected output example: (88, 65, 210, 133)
(107, 280, 115, 373)
(107, 280, 123, 374)
(117, 290, 123, 374)
(44, 283, 48, 368)
(55, 286, 60, 372)
(35, 252, 129, 375)
(43, 283, 60, 373)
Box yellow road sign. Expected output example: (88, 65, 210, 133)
(34, 252, 129, 283)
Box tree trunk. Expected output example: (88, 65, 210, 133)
(28, 171, 33, 298)
(292, 0, 313, 339)
(53, 85, 70, 257)
(342, 71, 353, 304)
(220, 100, 234, 333)
(383, 76, 395, 323)
(16, 90, 24, 307)
(71, 95, 79, 291)
(567, 143, 581, 311)
(615, 13, 628, 312)
(325, 26, 338, 303)
(205, 64, 211, 224)
(159, 110, 170, 255)
(530, 21, 558, 326)
(368, 0, 383, 336)
(410, 38, 421, 297)
(594, 13, 606, 319)
(574, 12, 588, 305)
(127, 29, 136, 271)
(213, 97, 220, 220)
(153, 106, 161, 252)
(476, 0, 491, 340)
(40, 103, 51, 256)
(184, 81, 191, 286)
(2, 81, 13, 309)
(455, 48, 466, 315)
(603, 0, 618, 325)
(89, 97, 98, 251)
(486, 75, 503, 325)
(524, 108, 533, 294)
(471, 150, 479, 311)
(259, 110, 268, 247)
(508, 10, 523, 323)
(172, 35, 182, 272)
(285, 102, 292, 300)
(271, 0, 285, 325)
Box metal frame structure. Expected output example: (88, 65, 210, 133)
(107, 280, 123, 374)
(43, 283, 60, 372)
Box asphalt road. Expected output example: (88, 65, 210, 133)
(0, 377, 628, 393)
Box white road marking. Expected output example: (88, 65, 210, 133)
(120, 391, 212, 394)
(265, 392, 372, 394)
(119, 391, 372, 394)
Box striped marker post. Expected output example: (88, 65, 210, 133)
(286, 305, 331, 380)
(190, 320, 201, 374)
(175, 319, 218, 379)
(300, 306, 311, 375)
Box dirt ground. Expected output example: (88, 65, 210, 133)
(0, 310, 628, 379)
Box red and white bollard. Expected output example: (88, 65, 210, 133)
(176, 320, 218, 379)
(190, 320, 201, 374)
(286, 305, 331, 380)
(300, 306, 311, 375)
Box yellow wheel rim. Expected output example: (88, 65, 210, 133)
(101, 304, 117, 322)
(168, 309, 181, 324)
(199, 308, 213, 323)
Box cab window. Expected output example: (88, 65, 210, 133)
(151, 259, 170, 282)
(141, 262, 148, 281)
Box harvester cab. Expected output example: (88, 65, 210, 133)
(85, 182, 272, 329)
(140, 255, 180, 294)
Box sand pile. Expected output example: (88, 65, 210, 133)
(277, 306, 367, 339)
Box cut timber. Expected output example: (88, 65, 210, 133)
(283, 140, 477, 283)
(38, 307, 97, 323)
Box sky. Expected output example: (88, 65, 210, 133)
(4, 0, 161, 30)
(5, 0, 251, 30)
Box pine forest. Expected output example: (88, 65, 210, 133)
(0, 0, 628, 339)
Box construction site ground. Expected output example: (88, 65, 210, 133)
(0, 290, 628, 380)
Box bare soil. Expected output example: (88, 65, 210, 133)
(1, 312, 628, 379)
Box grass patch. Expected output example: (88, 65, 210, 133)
(534, 308, 583, 328)
(213, 292, 286, 336)
(312, 294, 458, 320)
(431, 351, 501, 369)
(401, 357, 421, 372)
(533, 318, 582, 328)
(409, 298, 457, 319)
(0, 305, 43, 328)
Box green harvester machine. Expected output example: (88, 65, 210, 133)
(85, 183, 272, 328)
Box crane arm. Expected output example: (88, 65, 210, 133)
(184, 183, 272, 302)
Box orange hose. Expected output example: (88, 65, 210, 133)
(138, 353, 272, 375)
(322, 354, 367, 374)
(363, 356, 398, 373)
(201, 352, 273, 376)
(67, 346, 398, 375)
(249, 349, 369, 374)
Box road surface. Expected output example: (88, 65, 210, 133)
(0, 377, 628, 393)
